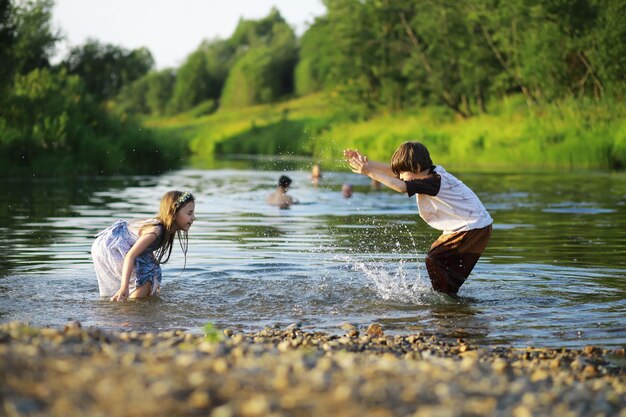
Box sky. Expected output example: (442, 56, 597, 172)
(52, 0, 327, 69)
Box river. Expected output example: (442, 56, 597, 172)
(1, 163, 625, 348)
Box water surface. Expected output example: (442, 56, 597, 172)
(1, 165, 625, 349)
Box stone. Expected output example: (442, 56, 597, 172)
(241, 394, 270, 416)
(63, 320, 82, 332)
(584, 345, 601, 355)
(210, 404, 234, 417)
(365, 323, 384, 337)
(189, 390, 211, 408)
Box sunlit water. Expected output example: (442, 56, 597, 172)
(1, 163, 625, 349)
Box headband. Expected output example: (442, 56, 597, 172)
(174, 191, 194, 210)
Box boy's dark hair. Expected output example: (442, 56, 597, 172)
(390, 141, 433, 176)
(278, 175, 292, 188)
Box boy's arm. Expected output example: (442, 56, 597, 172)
(368, 170, 407, 193)
(366, 160, 395, 177)
(348, 154, 407, 193)
(344, 149, 394, 176)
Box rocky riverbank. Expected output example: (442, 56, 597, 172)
(1, 321, 625, 417)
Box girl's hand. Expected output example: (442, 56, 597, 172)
(111, 286, 129, 302)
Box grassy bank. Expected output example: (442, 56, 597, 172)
(146, 93, 336, 166)
(148, 93, 626, 171)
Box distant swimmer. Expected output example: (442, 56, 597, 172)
(267, 175, 298, 209)
(342, 183, 353, 198)
(311, 164, 322, 184)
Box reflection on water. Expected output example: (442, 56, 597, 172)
(1, 166, 625, 349)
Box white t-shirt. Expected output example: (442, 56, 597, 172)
(406, 165, 492, 234)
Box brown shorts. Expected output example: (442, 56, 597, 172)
(425, 224, 492, 295)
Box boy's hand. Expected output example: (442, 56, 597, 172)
(111, 286, 129, 302)
(349, 154, 370, 175)
(343, 149, 364, 160)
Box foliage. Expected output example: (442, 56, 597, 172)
(324, 0, 420, 114)
(115, 69, 177, 116)
(0, 67, 185, 176)
(61, 39, 155, 101)
(215, 119, 314, 156)
(124, 0, 623, 125)
(0, 0, 59, 92)
(9, 0, 59, 74)
(308, 0, 624, 118)
(0, 0, 17, 93)
(168, 50, 214, 114)
(294, 16, 341, 96)
(203, 39, 234, 90)
(220, 9, 298, 107)
(0, 0, 183, 177)
(590, 0, 626, 94)
(165, 39, 236, 115)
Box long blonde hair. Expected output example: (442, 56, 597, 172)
(141, 190, 194, 265)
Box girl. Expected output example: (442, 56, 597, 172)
(92, 190, 195, 301)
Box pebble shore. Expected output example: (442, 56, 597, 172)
(1, 321, 625, 417)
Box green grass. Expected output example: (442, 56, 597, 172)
(202, 322, 222, 343)
(147, 93, 626, 171)
(147, 93, 334, 164)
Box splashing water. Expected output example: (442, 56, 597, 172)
(346, 256, 431, 304)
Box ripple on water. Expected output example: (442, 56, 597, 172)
(1, 168, 625, 348)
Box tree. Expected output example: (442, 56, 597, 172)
(167, 49, 212, 114)
(400, 0, 502, 116)
(0, 0, 60, 92)
(203, 39, 235, 98)
(320, 0, 420, 114)
(62, 39, 154, 101)
(11, 0, 59, 74)
(0, 0, 17, 93)
(144, 69, 176, 115)
(294, 16, 341, 95)
(220, 9, 298, 107)
(228, 7, 286, 49)
(586, 0, 625, 96)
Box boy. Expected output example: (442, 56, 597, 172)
(266, 175, 297, 209)
(344, 142, 492, 295)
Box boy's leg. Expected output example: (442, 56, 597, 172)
(425, 225, 492, 294)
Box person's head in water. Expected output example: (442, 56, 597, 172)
(342, 183, 353, 198)
(311, 164, 322, 179)
(268, 175, 297, 209)
(279, 175, 292, 189)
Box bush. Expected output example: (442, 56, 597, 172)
(0, 68, 186, 176)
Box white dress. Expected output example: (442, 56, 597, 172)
(91, 219, 163, 297)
